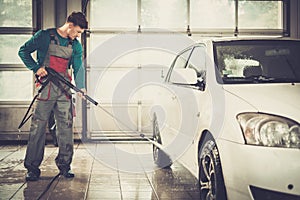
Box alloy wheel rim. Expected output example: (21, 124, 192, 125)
(200, 154, 216, 200)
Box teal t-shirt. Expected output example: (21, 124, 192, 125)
(18, 28, 85, 89)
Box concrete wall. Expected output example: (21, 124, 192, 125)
(42, 0, 55, 28)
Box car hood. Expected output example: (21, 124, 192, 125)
(223, 83, 300, 120)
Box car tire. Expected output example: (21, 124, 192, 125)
(152, 113, 172, 168)
(198, 133, 227, 200)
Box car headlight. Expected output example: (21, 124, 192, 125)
(237, 113, 300, 148)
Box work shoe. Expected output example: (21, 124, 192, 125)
(60, 170, 75, 178)
(25, 171, 40, 181)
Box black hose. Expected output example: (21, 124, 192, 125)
(36, 173, 60, 200)
(18, 84, 46, 130)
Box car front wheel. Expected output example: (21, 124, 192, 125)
(152, 113, 172, 168)
(198, 133, 227, 200)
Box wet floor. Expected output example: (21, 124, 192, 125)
(0, 141, 200, 200)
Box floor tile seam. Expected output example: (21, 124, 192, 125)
(135, 142, 155, 181)
(0, 145, 30, 173)
(41, 147, 59, 163)
(133, 142, 158, 189)
(131, 142, 159, 199)
(0, 145, 26, 164)
(83, 142, 98, 200)
(110, 143, 124, 200)
(142, 166, 160, 200)
(6, 180, 27, 200)
(38, 148, 62, 175)
(113, 144, 123, 200)
(42, 174, 62, 199)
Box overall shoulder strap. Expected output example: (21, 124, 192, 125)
(48, 28, 60, 45)
(67, 37, 73, 48)
(48, 28, 74, 48)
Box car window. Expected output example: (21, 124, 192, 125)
(168, 47, 193, 83)
(172, 48, 192, 69)
(214, 40, 300, 84)
(187, 45, 206, 78)
(222, 57, 260, 78)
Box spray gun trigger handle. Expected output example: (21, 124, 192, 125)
(35, 74, 50, 86)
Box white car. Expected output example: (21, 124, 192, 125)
(151, 38, 300, 200)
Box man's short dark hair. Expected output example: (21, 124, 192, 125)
(67, 11, 88, 29)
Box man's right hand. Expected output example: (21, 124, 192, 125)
(36, 67, 48, 77)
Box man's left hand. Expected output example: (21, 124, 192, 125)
(77, 88, 87, 100)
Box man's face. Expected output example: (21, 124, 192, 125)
(67, 23, 84, 40)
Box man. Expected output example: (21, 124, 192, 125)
(18, 11, 88, 181)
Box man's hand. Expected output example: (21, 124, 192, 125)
(36, 67, 48, 77)
(77, 88, 87, 100)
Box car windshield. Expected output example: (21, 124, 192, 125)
(214, 40, 300, 84)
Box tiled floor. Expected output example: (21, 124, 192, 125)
(0, 141, 200, 200)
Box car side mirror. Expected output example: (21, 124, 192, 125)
(170, 68, 198, 85)
(197, 77, 205, 91)
(197, 70, 206, 91)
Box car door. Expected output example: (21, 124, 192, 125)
(154, 47, 194, 160)
(164, 44, 208, 173)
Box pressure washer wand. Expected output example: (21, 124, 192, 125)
(45, 67, 99, 106)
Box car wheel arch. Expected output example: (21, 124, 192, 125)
(197, 130, 211, 162)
